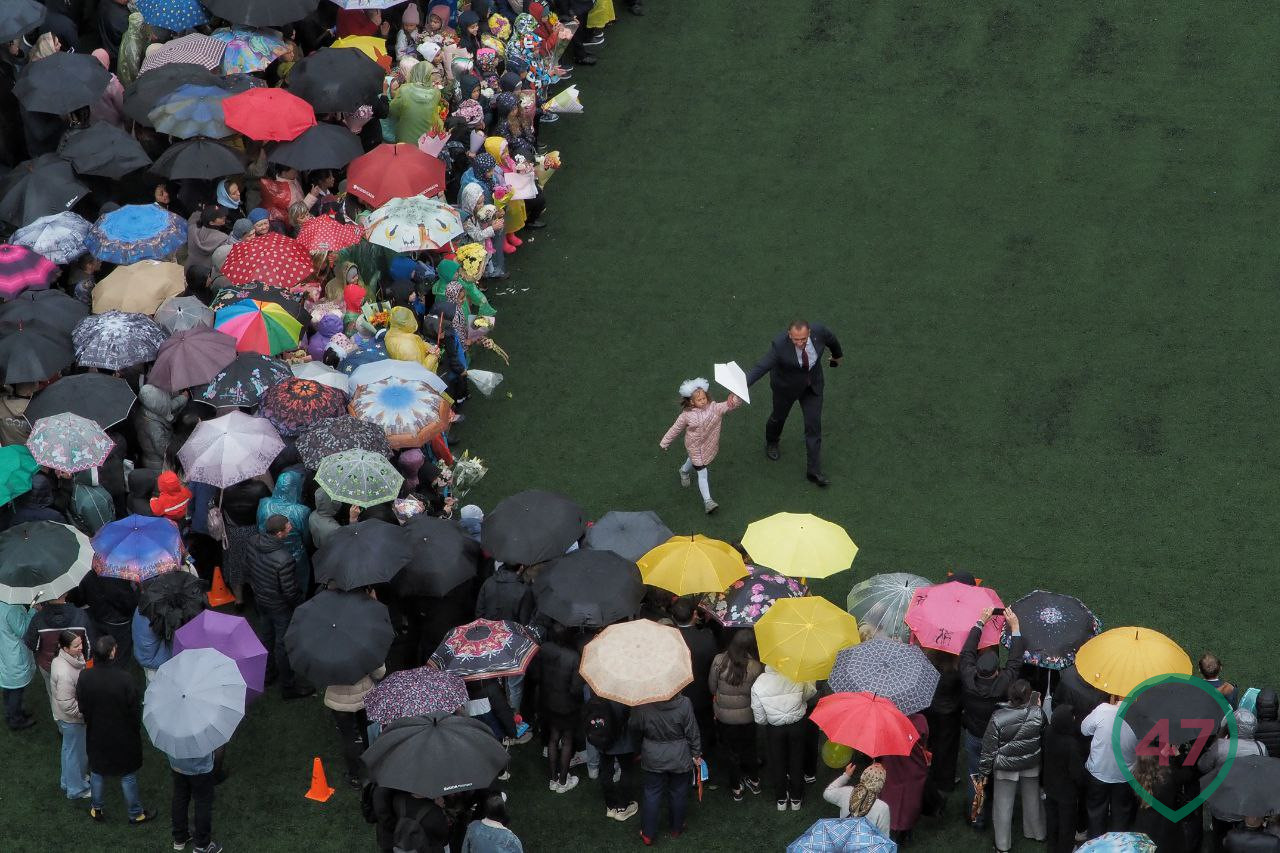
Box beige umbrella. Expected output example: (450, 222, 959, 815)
(579, 619, 692, 707)
(92, 260, 185, 315)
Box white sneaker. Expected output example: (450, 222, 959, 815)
(612, 802, 638, 821)
(549, 779, 561, 792)
(557, 775, 579, 793)
(679, 467, 691, 487)
(776, 799, 788, 811)
(497, 769, 511, 781)
(588, 765, 600, 780)
(789, 798, 801, 811)
(704, 499, 719, 514)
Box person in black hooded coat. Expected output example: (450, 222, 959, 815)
(1041, 703, 1089, 853)
(1254, 689, 1280, 756)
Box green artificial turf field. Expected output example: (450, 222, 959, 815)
(4, 4, 1277, 851)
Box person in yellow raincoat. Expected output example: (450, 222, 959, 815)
(483, 137, 530, 252)
(385, 306, 439, 371)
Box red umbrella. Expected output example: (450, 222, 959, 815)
(810, 692, 920, 758)
(346, 144, 445, 208)
(221, 88, 316, 142)
(219, 232, 313, 287)
(295, 215, 362, 253)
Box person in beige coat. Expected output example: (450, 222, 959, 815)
(324, 663, 385, 788)
(708, 631, 765, 801)
(50, 630, 90, 799)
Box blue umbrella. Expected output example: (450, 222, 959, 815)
(148, 85, 231, 139)
(135, 0, 209, 32)
(86, 205, 188, 265)
(338, 343, 389, 375)
(1076, 834, 1157, 853)
(787, 818, 897, 853)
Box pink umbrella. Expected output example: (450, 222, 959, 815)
(173, 610, 268, 698)
(903, 581, 1004, 654)
(0, 244, 58, 299)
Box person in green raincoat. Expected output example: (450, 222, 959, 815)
(256, 471, 312, 595)
(431, 259, 495, 344)
(389, 62, 445, 145)
(115, 13, 149, 88)
(0, 601, 36, 730)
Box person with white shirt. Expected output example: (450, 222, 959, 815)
(1080, 696, 1138, 838)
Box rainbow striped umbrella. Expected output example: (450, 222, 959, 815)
(214, 298, 302, 356)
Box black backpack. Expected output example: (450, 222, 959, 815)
(583, 695, 618, 749)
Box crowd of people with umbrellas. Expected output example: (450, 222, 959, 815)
(0, 3, 1278, 853)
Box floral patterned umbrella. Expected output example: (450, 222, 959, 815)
(218, 233, 312, 288)
(9, 213, 92, 265)
(199, 352, 292, 408)
(429, 618, 539, 682)
(27, 413, 114, 474)
(210, 27, 290, 75)
(314, 449, 402, 508)
(295, 415, 391, 468)
(259, 377, 347, 436)
(91, 515, 184, 583)
(349, 377, 450, 450)
(698, 564, 809, 628)
(72, 310, 167, 370)
(364, 666, 468, 724)
(177, 410, 283, 488)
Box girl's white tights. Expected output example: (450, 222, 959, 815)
(681, 457, 712, 502)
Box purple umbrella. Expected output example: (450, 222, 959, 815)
(364, 665, 468, 725)
(148, 327, 238, 393)
(172, 609, 268, 698)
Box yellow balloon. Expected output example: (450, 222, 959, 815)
(821, 740, 853, 769)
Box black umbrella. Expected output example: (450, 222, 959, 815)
(1205, 754, 1280, 818)
(203, 0, 319, 25)
(58, 123, 152, 180)
(0, 289, 88, 334)
(0, 154, 89, 228)
(0, 521, 92, 605)
(150, 138, 245, 181)
(313, 519, 413, 590)
(0, 321, 74, 384)
(123, 64, 224, 126)
(360, 713, 508, 798)
(199, 353, 292, 408)
(394, 515, 480, 598)
(286, 48, 384, 114)
(25, 373, 137, 429)
(296, 416, 392, 469)
(481, 489, 585, 566)
(138, 571, 205, 644)
(584, 510, 674, 562)
(532, 549, 644, 628)
(0, 0, 45, 44)
(285, 589, 393, 687)
(268, 123, 365, 171)
(1001, 590, 1101, 670)
(1122, 676, 1227, 745)
(14, 52, 111, 115)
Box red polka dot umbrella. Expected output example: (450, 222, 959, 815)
(346, 144, 445, 209)
(218, 232, 312, 287)
(221, 88, 315, 142)
(295, 215, 363, 254)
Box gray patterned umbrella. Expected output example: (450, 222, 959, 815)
(296, 415, 392, 468)
(845, 572, 931, 642)
(72, 310, 167, 370)
(827, 638, 940, 715)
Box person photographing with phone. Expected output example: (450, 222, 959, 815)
(976, 678, 1048, 852)
(959, 607, 1025, 830)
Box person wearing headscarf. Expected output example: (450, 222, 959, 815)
(390, 61, 445, 144)
(216, 178, 244, 218)
(431, 258, 495, 344)
(115, 13, 148, 87)
(824, 762, 891, 834)
(483, 136, 533, 253)
(384, 306, 436, 369)
(506, 14, 558, 94)
(256, 470, 312, 596)
(88, 50, 126, 129)
(457, 10, 483, 55)
(427, 4, 455, 38)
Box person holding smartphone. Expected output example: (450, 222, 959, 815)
(959, 606, 1024, 829)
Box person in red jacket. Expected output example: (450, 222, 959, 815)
(149, 472, 191, 523)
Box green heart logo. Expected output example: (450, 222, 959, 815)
(1114, 673, 1237, 823)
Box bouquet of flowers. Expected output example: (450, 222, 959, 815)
(492, 184, 513, 211)
(535, 151, 562, 188)
(438, 451, 487, 498)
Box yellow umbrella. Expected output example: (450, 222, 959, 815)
(741, 512, 858, 579)
(92, 261, 185, 315)
(637, 534, 748, 596)
(1074, 626, 1192, 697)
(579, 619, 692, 707)
(755, 597, 860, 682)
(332, 36, 391, 66)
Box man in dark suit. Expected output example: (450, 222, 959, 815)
(745, 320, 843, 486)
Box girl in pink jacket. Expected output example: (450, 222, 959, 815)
(659, 378, 742, 514)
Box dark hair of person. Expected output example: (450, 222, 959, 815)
(265, 514, 290, 535)
(1133, 755, 1169, 808)
(1006, 678, 1031, 706)
(57, 630, 80, 650)
(670, 598, 695, 625)
(94, 635, 117, 661)
(721, 630, 757, 687)
(789, 319, 810, 332)
(1198, 653, 1221, 679)
(481, 791, 509, 825)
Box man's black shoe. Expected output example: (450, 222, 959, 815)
(282, 686, 316, 701)
(525, 219, 548, 229)
(807, 472, 830, 487)
(765, 444, 780, 461)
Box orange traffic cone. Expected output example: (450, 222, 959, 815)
(207, 567, 235, 608)
(304, 757, 335, 802)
